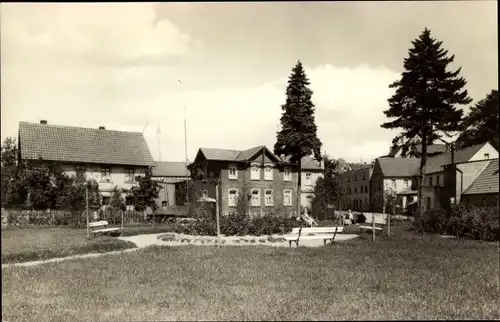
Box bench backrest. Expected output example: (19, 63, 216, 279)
(89, 220, 109, 228)
(291, 226, 343, 234)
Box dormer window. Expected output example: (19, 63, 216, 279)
(251, 163, 260, 180)
(484, 153, 490, 159)
(264, 164, 273, 181)
(228, 164, 238, 180)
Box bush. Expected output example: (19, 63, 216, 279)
(173, 207, 298, 236)
(355, 213, 366, 224)
(414, 208, 448, 234)
(412, 205, 499, 242)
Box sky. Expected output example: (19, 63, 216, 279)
(1, 2, 497, 163)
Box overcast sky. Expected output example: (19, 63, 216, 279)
(1, 2, 497, 163)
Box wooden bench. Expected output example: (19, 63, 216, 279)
(357, 217, 387, 234)
(89, 221, 120, 236)
(283, 226, 344, 248)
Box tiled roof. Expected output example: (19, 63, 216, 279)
(280, 155, 323, 170)
(425, 143, 485, 174)
(463, 159, 499, 195)
(377, 158, 421, 177)
(19, 122, 154, 166)
(199, 148, 241, 161)
(152, 161, 190, 177)
(236, 146, 266, 161)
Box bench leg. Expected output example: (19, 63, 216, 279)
(289, 240, 292, 248)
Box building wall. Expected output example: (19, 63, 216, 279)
(338, 167, 372, 212)
(190, 151, 298, 216)
(469, 143, 499, 161)
(461, 193, 499, 207)
(300, 170, 323, 210)
(59, 163, 147, 194)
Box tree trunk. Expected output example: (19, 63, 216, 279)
(417, 139, 428, 219)
(297, 158, 302, 219)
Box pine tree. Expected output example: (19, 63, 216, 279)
(274, 61, 322, 218)
(457, 89, 498, 149)
(381, 28, 472, 217)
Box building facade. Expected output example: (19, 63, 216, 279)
(151, 161, 190, 207)
(188, 146, 299, 216)
(337, 165, 373, 212)
(18, 120, 154, 208)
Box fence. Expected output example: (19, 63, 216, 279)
(1, 209, 149, 228)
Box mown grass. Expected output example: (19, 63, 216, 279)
(2, 224, 498, 321)
(1, 224, 173, 264)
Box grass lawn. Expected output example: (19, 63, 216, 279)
(2, 224, 498, 321)
(1, 224, 174, 264)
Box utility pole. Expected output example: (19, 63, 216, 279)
(86, 185, 89, 239)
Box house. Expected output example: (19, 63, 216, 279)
(187, 145, 299, 216)
(151, 161, 190, 207)
(281, 156, 324, 210)
(460, 158, 499, 207)
(372, 142, 498, 213)
(337, 164, 373, 212)
(370, 158, 421, 213)
(18, 120, 154, 208)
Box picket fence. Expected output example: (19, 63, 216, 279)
(1, 209, 149, 228)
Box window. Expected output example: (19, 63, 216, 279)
(355, 187, 357, 193)
(161, 201, 168, 206)
(76, 165, 85, 174)
(436, 175, 440, 186)
(362, 172, 366, 180)
(283, 190, 292, 206)
(228, 189, 238, 207)
(100, 167, 111, 182)
(102, 196, 110, 206)
(429, 176, 433, 186)
(404, 179, 409, 187)
(484, 153, 490, 159)
(391, 179, 396, 186)
(228, 164, 238, 180)
(426, 197, 432, 209)
(251, 189, 260, 206)
(354, 174, 357, 181)
(202, 189, 208, 198)
(125, 168, 135, 183)
(251, 163, 260, 180)
(265, 189, 274, 206)
(264, 164, 273, 181)
(283, 167, 291, 181)
(365, 186, 368, 193)
(305, 173, 312, 184)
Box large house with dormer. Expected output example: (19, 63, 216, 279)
(187, 145, 304, 216)
(18, 120, 155, 208)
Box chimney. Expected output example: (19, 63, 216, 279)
(98, 126, 105, 130)
(40, 120, 47, 124)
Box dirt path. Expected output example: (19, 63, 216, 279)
(1, 248, 140, 268)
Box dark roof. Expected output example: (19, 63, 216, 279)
(199, 146, 283, 163)
(152, 161, 190, 177)
(387, 144, 446, 157)
(280, 155, 323, 170)
(19, 122, 154, 166)
(377, 158, 421, 177)
(463, 159, 499, 195)
(425, 143, 486, 174)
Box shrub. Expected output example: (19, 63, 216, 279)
(412, 205, 499, 242)
(355, 213, 366, 224)
(173, 208, 298, 237)
(414, 208, 448, 234)
(446, 205, 499, 242)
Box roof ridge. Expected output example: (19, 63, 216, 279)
(19, 121, 143, 135)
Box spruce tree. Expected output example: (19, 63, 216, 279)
(274, 61, 322, 218)
(457, 89, 498, 149)
(381, 28, 472, 217)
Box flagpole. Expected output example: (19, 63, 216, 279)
(184, 105, 189, 204)
(157, 123, 161, 162)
